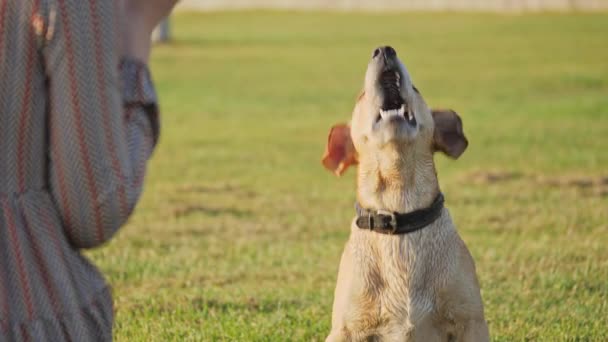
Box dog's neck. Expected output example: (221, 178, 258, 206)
(356, 144, 439, 214)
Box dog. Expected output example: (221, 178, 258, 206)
(321, 46, 489, 342)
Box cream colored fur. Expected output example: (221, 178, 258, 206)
(325, 47, 489, 342)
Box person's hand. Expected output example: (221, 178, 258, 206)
(122, 0, 179, 63)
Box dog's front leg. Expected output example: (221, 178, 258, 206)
(326, 328, 350, 342)
(461, 318, 489, 342)
(327, 243, 355, 341)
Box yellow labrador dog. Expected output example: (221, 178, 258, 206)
(322, 46, 489, 342)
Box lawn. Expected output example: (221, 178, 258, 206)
(90, 11, 608, 341)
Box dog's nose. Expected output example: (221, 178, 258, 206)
(373, 46, 397, 59)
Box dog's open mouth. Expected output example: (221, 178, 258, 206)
(375, 70, 416, 126)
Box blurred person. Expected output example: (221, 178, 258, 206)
(0, 0, 178, 340)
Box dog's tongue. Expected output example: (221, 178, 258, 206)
(380, 71, 403, 110)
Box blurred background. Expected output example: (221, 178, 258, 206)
(100, 1, 607, 340)
(177, 0, 608, 11)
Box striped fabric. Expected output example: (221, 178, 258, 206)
(0, 0, 159, 340)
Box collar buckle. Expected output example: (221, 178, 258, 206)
(377, 210, 398, 233)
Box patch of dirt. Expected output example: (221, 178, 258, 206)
(190, 297, 302, 314)
(187, 274, 247, 288)
(464, 170, 523, 184)
(165, 183, 257, 219)
(536, 175, 608, 197)
(462, 170, 607, 198)
(538, 175, 606, 188)
(172, 204, 251, 218)
(176, 183, 257, 198)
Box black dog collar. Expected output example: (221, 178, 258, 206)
(355, 193, 445, 235)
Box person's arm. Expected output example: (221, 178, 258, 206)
(45, 0, 163, 248)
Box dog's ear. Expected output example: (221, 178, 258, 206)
(322, 124, 358, 176)
(432, 109, 468, 159)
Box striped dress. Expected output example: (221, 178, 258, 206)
(0, 0, 159, 340)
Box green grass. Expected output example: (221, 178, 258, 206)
(90, 11, 607, 341)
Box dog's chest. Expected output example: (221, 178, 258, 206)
(372, 249, 434, 323)
(348, 229, 455, 333)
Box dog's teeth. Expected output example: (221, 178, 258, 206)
(379, 105, 414, 122)
(380, 108, 403, 120)
(395, 73, 401, 87)
(398, 105, 405, 116)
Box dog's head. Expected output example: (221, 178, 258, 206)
(322, 46, 468, 176)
